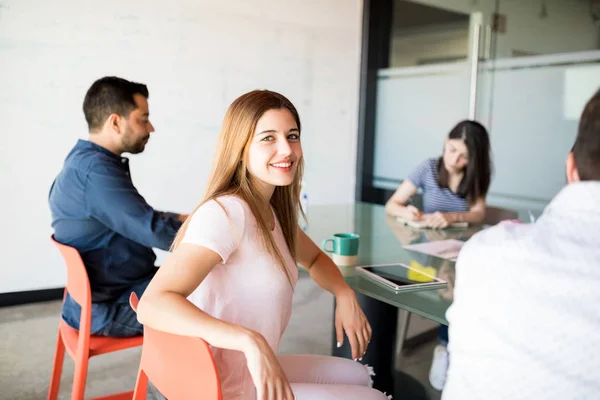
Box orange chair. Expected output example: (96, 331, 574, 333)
(48, 236, 143, 400)
(130, 293, 222, 400)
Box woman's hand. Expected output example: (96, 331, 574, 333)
(334, 288, 372, 360)
(423, 212, 449, 229)
(405, 205, 423, 221)
(243, 331, 295, 400)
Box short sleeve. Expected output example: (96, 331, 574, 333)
(406, 158, 433, 189)
(181, 196, 246, 263)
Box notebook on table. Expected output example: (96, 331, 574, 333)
(396, 217, 469, 230)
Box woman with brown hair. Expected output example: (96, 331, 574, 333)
(385, 119, 493, 391)
(137, 90, 389, 400)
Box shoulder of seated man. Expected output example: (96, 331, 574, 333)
(84, 155, 128, 177)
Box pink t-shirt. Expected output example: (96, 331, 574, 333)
(182, 195, 299, 400)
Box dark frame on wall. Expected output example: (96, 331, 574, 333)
(355, 0, 394, 205)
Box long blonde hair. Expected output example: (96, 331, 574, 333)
(172, 90, 304, 286)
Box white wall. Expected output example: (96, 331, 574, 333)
(0, 0, 363, 293)
(410, 0, 599, 59)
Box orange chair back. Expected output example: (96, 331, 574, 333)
(49, 236, 142, 400)
(130, 293, 223, 400)
(51, 235, 93, 343)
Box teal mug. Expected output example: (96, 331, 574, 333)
(321, 233, 360, 258)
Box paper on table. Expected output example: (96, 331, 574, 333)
(403, 239, 465, 260)
(396, 217, 469, 229)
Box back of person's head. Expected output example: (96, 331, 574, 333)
(439, 120, 492, 204)
(83, 76, 149, 132)
(172, 90, 303, 286)
(571, 88, 600, 181)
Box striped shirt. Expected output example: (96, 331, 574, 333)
(407, 158, 469, 214)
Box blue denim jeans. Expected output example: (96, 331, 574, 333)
(95, 300, 144, 337)
(62, 277, 151, 337)
(439, 324, 449, 346)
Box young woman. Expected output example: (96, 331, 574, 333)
(137, 90, 389, 400)
(385, 120, 492, 391)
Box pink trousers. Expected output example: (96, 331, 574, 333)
(278, 355, 391, 400)
(147, 354, 391, 399)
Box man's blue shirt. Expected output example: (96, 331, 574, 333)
(49, 139, 182, 332)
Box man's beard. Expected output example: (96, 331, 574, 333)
(121, 128, 148, 154)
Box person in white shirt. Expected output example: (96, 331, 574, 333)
(443, 88, 600, 400)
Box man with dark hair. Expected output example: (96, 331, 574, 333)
(49, 76, 187, 337)
(443, 88, 600, 398)
(571, 89, 600, 181)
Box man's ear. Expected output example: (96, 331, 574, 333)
(566, 152, 580, 184)
(107, 113, 122, 134)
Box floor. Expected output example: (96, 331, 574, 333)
(0, 272, 441, 400)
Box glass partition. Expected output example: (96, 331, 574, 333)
(372, 0, 600, 218)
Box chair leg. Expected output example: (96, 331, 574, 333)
(48, 331, 66, 400)
(71, 354, 89, 400)
(132, 369, 148, 400)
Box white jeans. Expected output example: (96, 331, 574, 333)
(147, 354, 390, 400)
(280, 354, 390, 400)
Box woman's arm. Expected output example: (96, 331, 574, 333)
(423, 197, 486, 228)
(445, 197, 486, 225)
(137, 244, 255, 351)
(384, 180, 421, 220)
(296, 228, 371, 360)
(137, 243, 294, 400)
(295, 228, 352, 297)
